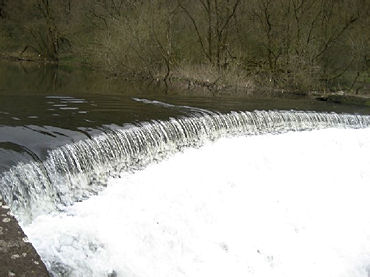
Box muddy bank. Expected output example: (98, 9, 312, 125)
(315, 93, 370, 107)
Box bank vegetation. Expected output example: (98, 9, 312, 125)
(0, 0, 369, 94)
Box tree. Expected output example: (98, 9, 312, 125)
(179, 0, 241, 68)
(0, 0, 6, 18)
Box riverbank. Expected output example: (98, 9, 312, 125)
(314, 93, 370, 107)
(0, 198, 49, 277)
(143, 70, 370, 107)
(1, 54, 369, 108)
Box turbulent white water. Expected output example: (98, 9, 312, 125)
(23, 127, 370, 277)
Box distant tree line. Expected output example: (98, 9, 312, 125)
(0, 0, 369, 92)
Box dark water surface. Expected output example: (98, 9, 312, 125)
(0, 61, 369, 172)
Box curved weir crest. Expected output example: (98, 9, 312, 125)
(1, 110, 370, 223)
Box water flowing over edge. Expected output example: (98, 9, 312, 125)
(1, 110, 370, 223)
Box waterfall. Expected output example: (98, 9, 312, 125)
(1, 110, 370, 223)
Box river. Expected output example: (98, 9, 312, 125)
(1, 62, 370, 277)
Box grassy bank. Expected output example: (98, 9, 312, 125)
(0, 0, 369, 95)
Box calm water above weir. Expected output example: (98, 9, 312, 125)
(1, 62, 370, 277)
(1, 62, 369, 171)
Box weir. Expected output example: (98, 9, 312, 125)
(1, 110, 370, 224)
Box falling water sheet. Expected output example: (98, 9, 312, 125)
(2, 110, 370, 224)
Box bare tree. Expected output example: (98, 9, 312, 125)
(179, 0, 241, 68)
(0, 0, 6, 18)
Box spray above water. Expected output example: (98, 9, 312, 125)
(1, 110, 370, 223)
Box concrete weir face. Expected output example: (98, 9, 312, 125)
(0, 203, 49, 277)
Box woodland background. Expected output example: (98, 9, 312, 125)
(0, 0, 369, 93)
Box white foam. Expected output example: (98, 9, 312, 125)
(132, 97, 212, 113)
(24, 128, 370, 277)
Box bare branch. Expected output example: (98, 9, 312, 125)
(178, 0, 211, 61)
